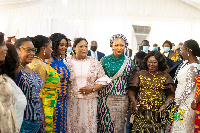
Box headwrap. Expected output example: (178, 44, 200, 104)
(7, 36, 15, 43)
(110, 34, 128, 48)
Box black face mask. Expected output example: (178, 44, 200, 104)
(91, 46, 97, 52)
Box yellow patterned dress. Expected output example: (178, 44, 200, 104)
(129, 70, 174, 133)
(28, 58, 60, 133)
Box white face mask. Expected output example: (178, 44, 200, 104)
(143, 46, 149, 53)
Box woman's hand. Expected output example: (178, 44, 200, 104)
(158, 104, 167, 113)
(78, 86, 93, 95)
(130, 100, 139, 113)
(191, 100, 198, 110)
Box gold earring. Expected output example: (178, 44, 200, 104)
(44, 50, 45, 56)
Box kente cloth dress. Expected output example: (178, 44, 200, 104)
(47, 55, 70, 132)
(171, 63, 200, 133)
(98, 54, 135, 133)
(64, 56, 111, 133)
(16, 70, 45, 133)
(195, 75, 200, 132)
(0, 74, 27, 133)
(28, 58, 60, 133)
(129, 70, 174, 133)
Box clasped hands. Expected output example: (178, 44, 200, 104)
(78, 86, 93, 95)
(130, 100, 169, 113)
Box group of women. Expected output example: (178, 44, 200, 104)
(0, 31, 200, 133)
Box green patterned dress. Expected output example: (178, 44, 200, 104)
(98, 54, 135, 133)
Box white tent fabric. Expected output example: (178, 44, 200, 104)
(1, 0, 200, 55)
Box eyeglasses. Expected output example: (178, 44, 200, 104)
(147, 62, 158, 65)
(20, 47, 37, 53)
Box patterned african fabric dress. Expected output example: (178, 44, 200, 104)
(129, 70, 174, 133)
(28, 58, 60, 133)
(64, 56, 111, 133)
(47, 55, 70, 132)
(195, 75, 200, 132)
(16, 70, 45, 133)
(98, 54, 135, 133)
(171, 63, 200, 133)
(0, 74, 27, 133)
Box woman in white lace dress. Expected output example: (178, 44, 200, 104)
(0, 33, 27, 133)
(171, 39, 200, 133)
(64, 38, 111, 133)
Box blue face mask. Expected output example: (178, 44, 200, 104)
(143, 46, 149, 52)
(67, 47, 72, 52)
(164, 47, 170, 52)
(153, 47, 158, 51)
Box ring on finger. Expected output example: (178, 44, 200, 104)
(83, 91, 86, 94)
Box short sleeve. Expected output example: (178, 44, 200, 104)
(164, 73, 175, 92)
(129, 71, 140, 88)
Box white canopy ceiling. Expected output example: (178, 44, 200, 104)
(1, 0, 200, 55)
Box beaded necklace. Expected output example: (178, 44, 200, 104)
(148, 71, 159, 78)
(34, 56, 44, 62)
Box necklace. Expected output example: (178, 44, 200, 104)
(20, 64, 26, 69)
(34, 56, 44, 62)
(148, 71, 159, 78)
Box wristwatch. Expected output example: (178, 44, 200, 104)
(92, 86, 95, 92)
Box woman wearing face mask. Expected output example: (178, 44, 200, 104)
(0, 33, 27, 133)
(15, 38, 45, 132)
(98, 34, 135, 133)
(47, 33, 70, 132)
(28, 35, 60, 133)
(128, 51, 175, 132)
(163, 40, 177, 62)
(64, 38, 111, 132)
(171, 39, 200, 133)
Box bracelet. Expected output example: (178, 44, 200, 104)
(91, 86, 95, 92)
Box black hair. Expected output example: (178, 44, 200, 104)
(142, 51, 168, 71)
(0, 32, 4, 46)
(136, 51, 147, 60)
(135, 51, 147, 70)
(73, 38, 88, 55)
(2, 43, 20, 81)
(32, 35, 51, 54)
(15, 38, 31, 48)
(142, 40, 149, 45)
(49, 33, 67, 58)
(73, 38, 88, 48)
(163, 40, 172, 49)
(184, 39, 200, 57)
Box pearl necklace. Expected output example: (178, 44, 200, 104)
(34, 56, 44, 62)
(148, 71, 159, 78)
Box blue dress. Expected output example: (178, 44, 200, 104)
(47, 55, 70, 132)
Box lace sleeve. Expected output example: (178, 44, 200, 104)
(175, 65, 199, 105)
(95, 59, 111, 85)
(28, 63, 47, 84)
